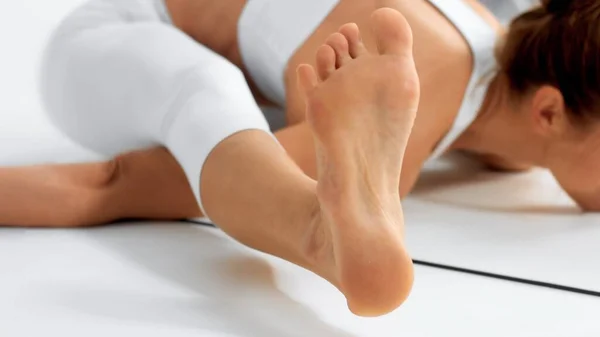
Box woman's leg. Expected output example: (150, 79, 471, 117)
(0, 160, 118, 227)
(10, 0, 418, 315)
(36, 0, 324, 292)
(191, 9, 420, 316)
(0, 147, 202, 227)
(39, 0, 276, 213)
(35, 1, 322, 276)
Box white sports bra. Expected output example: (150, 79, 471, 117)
(238, 0, 498, 158)
(426, 0, 498, 158)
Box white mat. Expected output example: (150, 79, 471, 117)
(406, 156, 600, 293)
(1, 223, 599, 337)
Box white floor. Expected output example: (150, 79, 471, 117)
(1, 224, 599, 337)
(406, 156, 600, 292)
(1, 1, 600, 336)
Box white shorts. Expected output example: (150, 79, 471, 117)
(238, 0, 340, 106)
(40, 0, 272, 216)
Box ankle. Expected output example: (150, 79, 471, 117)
(319, 183, 402, 227)
(299, 207, 335, 274)
(318, 163, 400, 200)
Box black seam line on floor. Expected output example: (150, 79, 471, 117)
(184, 220, 600, 298)
(413, 260, 600, 298)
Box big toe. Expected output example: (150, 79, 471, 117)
(370, 8, 413, 57)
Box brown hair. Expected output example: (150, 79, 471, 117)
(497, 0, 600, 121)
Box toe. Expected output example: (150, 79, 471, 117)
(297, 64, 318, 98)
(339, 23, 368, 58)
(316, 44, 336, 81)
(370, 8, 413, 57)
(325, 32, 352, 68)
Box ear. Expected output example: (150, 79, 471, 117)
(530, 85, 567, 135)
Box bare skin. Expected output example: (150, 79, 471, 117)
(295, 10, 419, 313)
(195, 9, 420, 315)
(201, 9, 421, 316)
(0, 161, 117, 227)
(0, 148, 201, 226)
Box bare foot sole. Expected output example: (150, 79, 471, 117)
(297, 8, 420, 317)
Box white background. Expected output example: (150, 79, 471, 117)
(1, 1, 599, 336)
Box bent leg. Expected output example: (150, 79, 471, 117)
(37, 0, 323, 282)
(33, 0, 418, 316)
(0, 147, 202, 227)
(37, 0, 322, 264)
(40, 0, 272, 213)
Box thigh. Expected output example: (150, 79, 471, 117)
(40, 0, 243, 157)
(41, 0, 273, 212)
(165, 0, 273, 106)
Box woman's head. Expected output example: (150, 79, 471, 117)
(498, 0, 600, 123)
(494, 0, 600, 208)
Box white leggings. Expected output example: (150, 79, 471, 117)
(40, 0, 273, 215)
